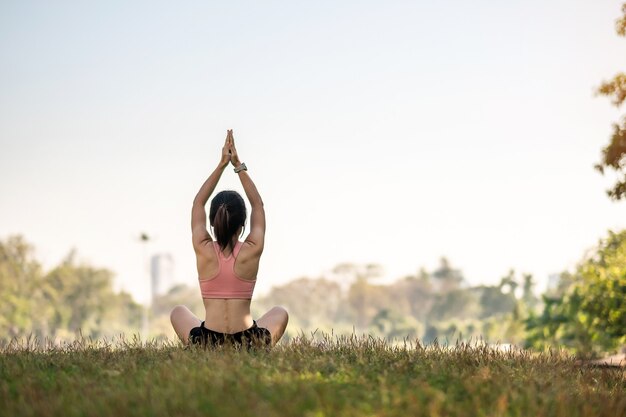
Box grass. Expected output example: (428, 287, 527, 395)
(1, 334, 624, 417)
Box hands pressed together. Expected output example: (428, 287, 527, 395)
(220, 129, 242, 169)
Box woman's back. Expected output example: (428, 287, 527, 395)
(201, 299, 252, 334)
(170, 129, 288, 348)
(198, 241, 257, 333)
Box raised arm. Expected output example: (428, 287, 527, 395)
(191, 130, 232, 250)
(229, 131, 265, 253)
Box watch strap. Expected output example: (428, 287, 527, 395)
(234, 163, 247, 173)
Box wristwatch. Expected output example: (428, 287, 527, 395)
(234, 163, 247, 173)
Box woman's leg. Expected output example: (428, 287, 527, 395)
(257, 306, 289, 346)
(170, 305, 202, 344)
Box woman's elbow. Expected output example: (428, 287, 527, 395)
(192, 196, 205, 208)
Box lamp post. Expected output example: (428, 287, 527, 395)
(139, 232, 151, 340)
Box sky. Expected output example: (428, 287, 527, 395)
(1, 0, 625, 304)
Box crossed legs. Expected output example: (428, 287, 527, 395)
(256, 306, 289, 346)
(170, 305, 201, 344)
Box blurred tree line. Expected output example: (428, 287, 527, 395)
(1, 231, 624, 357)
(251, 259, 538, 346)
(0, 236, 142, 342)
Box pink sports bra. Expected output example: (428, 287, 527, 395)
(199, 241, 256, 299)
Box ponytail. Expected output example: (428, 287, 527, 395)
(213, 204, 231, 251)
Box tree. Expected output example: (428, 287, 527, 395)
(596, 4, 626, 200)
(475, 285, 516, 319)
(256, 277, 344, 329)
(575, 230, 626, 344)
(0, 236, 142, 341)
(428, 289, 480, 322)
(431, 257, 464, 293)
(42, 250, 143, 338)
(371, 309, 421, 339)
(347, 277, 391, 330)
(526, 230, 626, 355)
(498, 269, 518, 295)
(389, 271, 434, 322)
(333, 263, 384, 329)
(521, 273, 539, 310)
(0, 236, 44, 338)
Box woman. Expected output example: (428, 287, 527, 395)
(170, 129, 288, 348)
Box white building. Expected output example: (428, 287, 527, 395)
(546, 273, 561, 293)
(150, 253, 175, 303)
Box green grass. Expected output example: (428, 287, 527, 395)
(1, 335, 624, 417)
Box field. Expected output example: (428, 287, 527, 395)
(1, 335, 624, 417)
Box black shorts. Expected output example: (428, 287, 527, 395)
(188, 320, 272, 350)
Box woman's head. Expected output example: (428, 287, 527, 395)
(209, 190, 247, 251)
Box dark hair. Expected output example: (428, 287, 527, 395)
(209, 190, 247, 251)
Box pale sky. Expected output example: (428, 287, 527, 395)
(1, 0, 625, 304)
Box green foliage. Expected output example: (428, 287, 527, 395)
(596, 4, 626, 200)
(431, 257, 464, 292)
(521, 273, 539, 310)
(476, 285, 516, 319)
(428, 289, 480, 321)
(0, 236, 43, 338)
(577, 231, 626, 340)
(618, 3, 626, 36)
(526, 230, 626, 356)
(1, 336, 624, 417)
(9, 229, 624, 358)
(0, 235, 142, 342)
(370, 309, 422, 339)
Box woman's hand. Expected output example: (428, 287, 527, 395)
(219, 129, 232, 168)
(228, 130, 242, 168)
